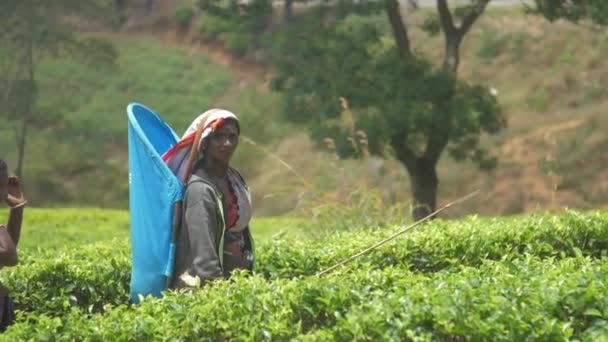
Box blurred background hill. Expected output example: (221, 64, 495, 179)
(1, 0, 606, 218)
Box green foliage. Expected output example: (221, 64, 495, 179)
(0, 1, 117, 113)
(1, 32, 295, 209)
(257, 210, 608, 278)
(531, 0, 608, 26)
(0, 0, 117, 180)
(421, 12, 441, 37)
(0, 208, 129, 252)
(556, 40, 577, 67)
(220, 32, 254, 56)
(1, 240, 131, 319)
(296, 188, 412, 237)
(0, 208, 131, 318)
(249, 216, 308, 241)
(3, 256, 608, 340)
(0, 36, 233, 207)
(476, 29, 533, 64)
(477, 29, 510, 63)
(528, 87, 550, 111)
(174, 6, 195, 31)
(39, 36, 232, 141)
(509, 32, 530, 62)
(197, 0, 272, 55)
(198, 15, 231, 40)
(271, 12, 506, 170)
(2, 208, 607, 331)
(1, 80, 37, 120)
(0, 210, 290, 320)
(0, 208, 606, 339)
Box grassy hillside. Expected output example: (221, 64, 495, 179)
(426, 8, 608, 215)
(247, 6, 608, 217)
(1, 34, 228, 207)
(227, 6, 608, 217)
(1, 5, 607, 217)
(0, 34, 287, 210)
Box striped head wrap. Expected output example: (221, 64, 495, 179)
(162, 109, 240, 183)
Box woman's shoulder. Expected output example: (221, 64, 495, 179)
(184, 179, 222, 209)
(187, 173, 215, 190)
(228, 167, 247, 185)
(186, 173, 221, 198)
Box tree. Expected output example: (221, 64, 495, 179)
(531, 0, 608, 26)
(271, 0, 506, 220)
(284, 0, 294, 23)
(0, 0, 117, 178)
(197, 0, 273, 56)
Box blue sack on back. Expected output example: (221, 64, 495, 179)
(127, 103, 183, 302)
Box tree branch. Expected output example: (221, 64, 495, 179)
(437, 0, 456, 38)
(438, 0, 491, 73)
(438, 0, 491, 42)
(390, 134, 418, 170)
(14, 125, 20, 147)
(457, 0, 491, 37)
(424, 129, 449, 164)
(384, 0, 411, 57)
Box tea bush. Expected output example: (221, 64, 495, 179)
(1, 239, 130, 318)
(1, 209, 606, 339)
(2, 210, 606, 322)
(3, 257, 607, 340)
(257, 210, 608, 278)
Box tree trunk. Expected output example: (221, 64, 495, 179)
(437, 0, 490, 74)
(284, 0, 293, 24)
(444, 35, 461, 74)
(15, 119, 27, 178)
(384, 0, 411, 57)
(391, 137, 440, 221)
(387, 0, 490, 220)
(15, 37, 35, 180)
(408, 159, 438, 221)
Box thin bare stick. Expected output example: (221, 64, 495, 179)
(315, 189, 480, 277)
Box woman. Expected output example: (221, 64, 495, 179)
(170, 110, 254, 288)
(0, 158, 27, 331)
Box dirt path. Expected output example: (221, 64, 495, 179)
(501, 118, 586, 162)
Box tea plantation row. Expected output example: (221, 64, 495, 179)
(0, 210, 606, 339)
(3, 256, 607, 340)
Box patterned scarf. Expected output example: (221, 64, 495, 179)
(162, 109, 239, 183)
(162, 109, 252, 234)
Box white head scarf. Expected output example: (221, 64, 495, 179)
(183, 109, 239, 153)
(163, 109, 240, 183)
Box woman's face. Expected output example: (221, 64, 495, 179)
(207, 120, 239, 164)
